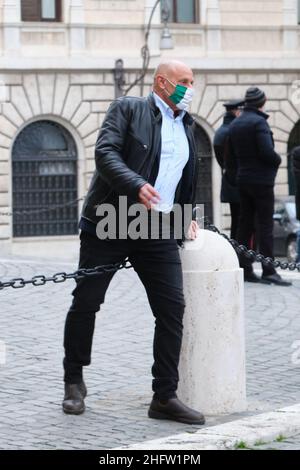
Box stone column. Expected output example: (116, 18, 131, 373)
(69, 0, 85, 54)
(2, 0, 20, 55)
(283, 0, 298, 52)
(144, 0, 161, 55)
(206, 0, 221, 53)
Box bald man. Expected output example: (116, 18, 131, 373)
(62, 60, 205, 425)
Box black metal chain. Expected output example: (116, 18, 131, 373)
(0, 197, 84, 217)
(205, 222, 300, 272)
(1, 223, 300, 291)
(0, 259, 133, 291)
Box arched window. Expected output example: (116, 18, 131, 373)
(12, 120, 78, 237)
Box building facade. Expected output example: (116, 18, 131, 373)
(0, 0, 300, 257)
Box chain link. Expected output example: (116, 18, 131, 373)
(1, 224, 300, 291)
(205, 222, 300, 272)
(0, 197, 84, 217)
(0, 259, 132, 291)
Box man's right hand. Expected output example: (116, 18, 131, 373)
(138, 183, 161, 210)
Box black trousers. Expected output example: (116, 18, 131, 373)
(63, 230, 185, 400)
(229, 202, 240, 241)
(237, 183, 276, 276)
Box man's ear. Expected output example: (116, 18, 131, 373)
(156, 75, 166, 89)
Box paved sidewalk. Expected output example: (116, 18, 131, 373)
(117, 403, 300, 450)
(0, 256, 300, 449)
(248, 432, 300, 450)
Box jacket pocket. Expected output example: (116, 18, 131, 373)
(124, 133, 149, 173)
(127, 132, 149, 151)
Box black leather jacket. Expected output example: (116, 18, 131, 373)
(81, 93, 198, 224)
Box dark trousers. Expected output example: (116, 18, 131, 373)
(63, 230, 185, 400)
(229, 202, 240, 241)
(237, 183, 276, 276)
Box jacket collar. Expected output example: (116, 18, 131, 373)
(243, 106, 269, 120)
(147, 92, 194, 126)
(223, 112, 236, 125)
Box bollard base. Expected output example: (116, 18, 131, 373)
(178, 231, 247, 415)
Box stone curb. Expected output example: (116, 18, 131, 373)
(114, 403, 300, 450)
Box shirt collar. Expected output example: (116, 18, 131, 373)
(153, 92, 185, 120)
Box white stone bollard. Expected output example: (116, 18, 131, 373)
(178, 229, 247, 414)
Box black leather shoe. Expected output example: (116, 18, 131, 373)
(62, 381, 87, 415)
(261, 273, 292, 286)
(244, 272, 271, 284)
(148, 397, 205, 425)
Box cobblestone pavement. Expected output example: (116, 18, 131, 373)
(0, 256, 300, 450)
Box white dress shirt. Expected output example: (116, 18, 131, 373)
(152, 92, 190, 213)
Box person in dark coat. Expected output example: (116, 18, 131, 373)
(213, 99, 244, 240)
(227, 87, 291, 286)
(291, 145, 300, 262)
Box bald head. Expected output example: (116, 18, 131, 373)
(154, 60, 192, 80)
(153, 60, 194, 111)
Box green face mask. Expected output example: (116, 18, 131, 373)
(169, 84, 188, 104)
(165, 78, 195, 111)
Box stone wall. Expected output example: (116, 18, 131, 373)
(0, 69, 299, 242)
(219, 0, 284, 26)
(1, 1, 298, 59)
(84, 0, 145, 24)
(190, 71, 300, 230)
(0, 69, 152, 242)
